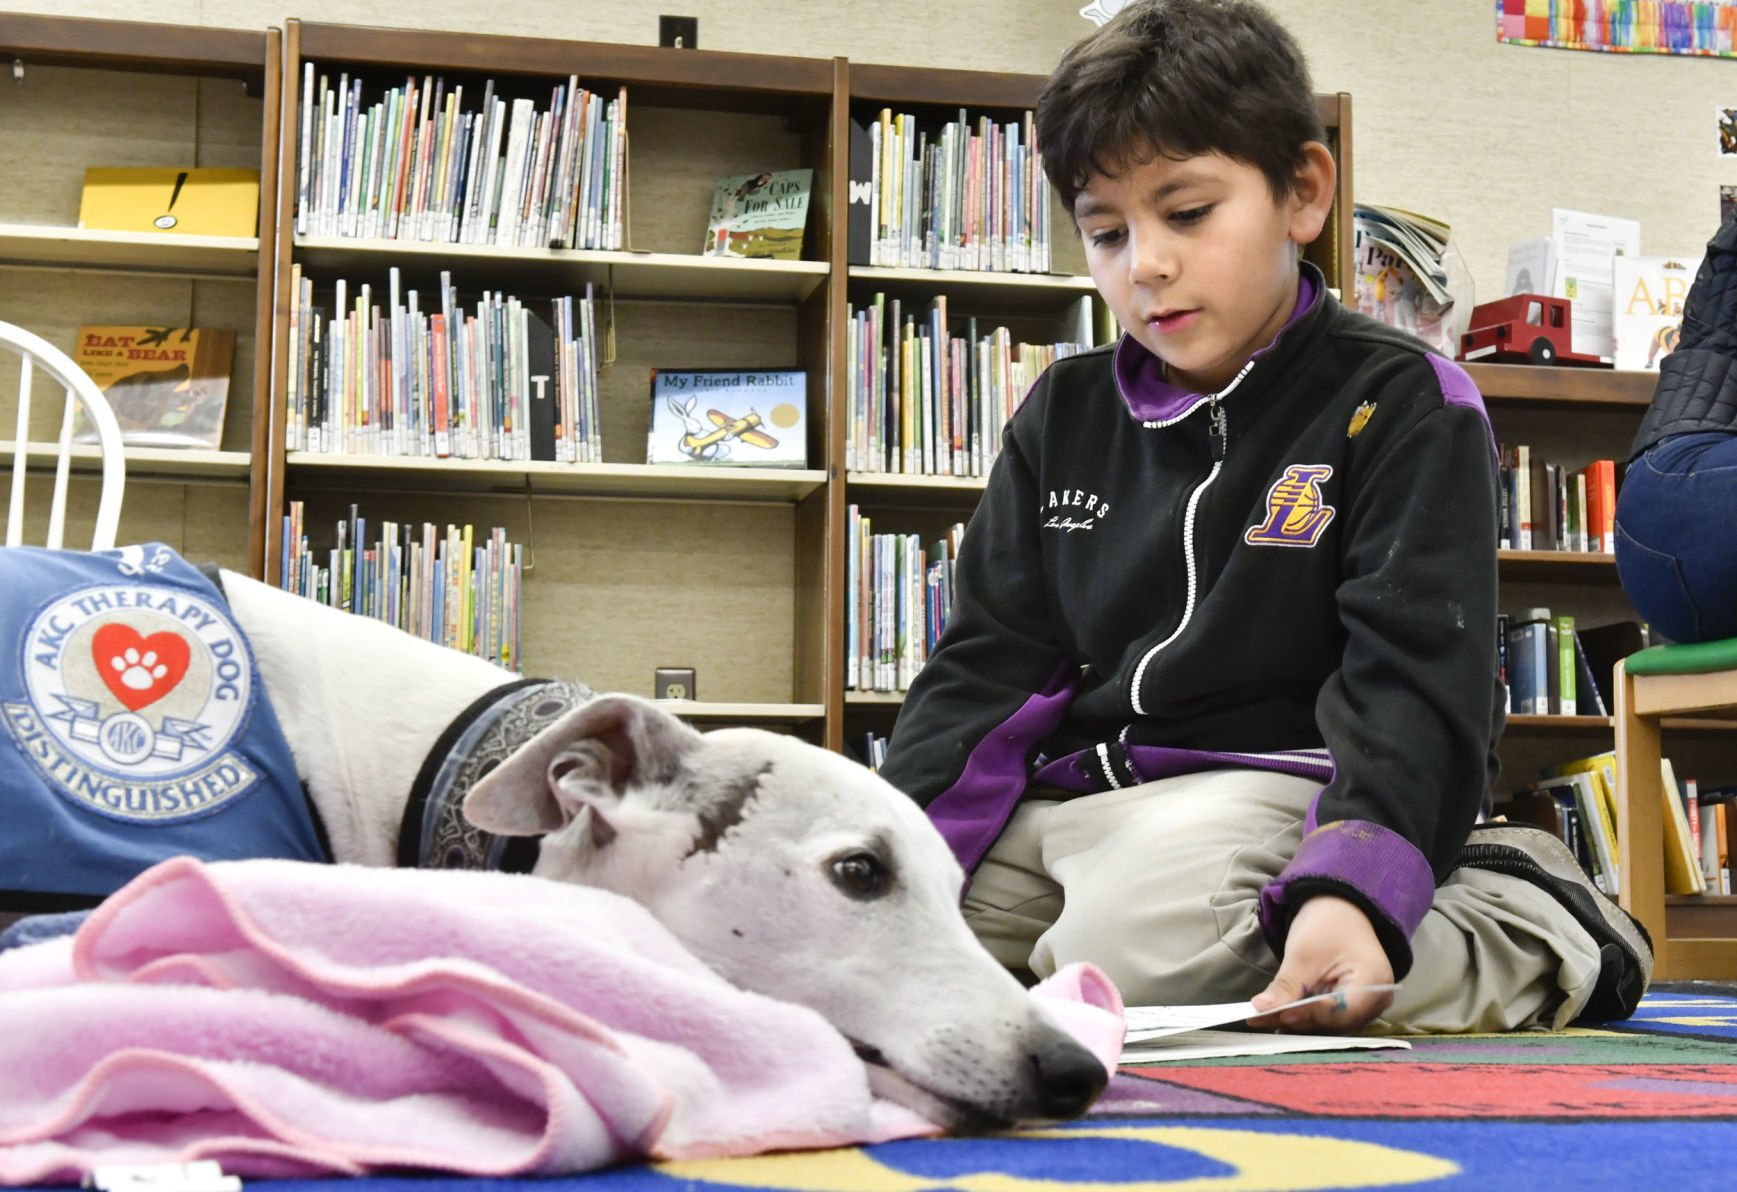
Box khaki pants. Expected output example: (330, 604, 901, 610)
(964, 769, 1604, 1033)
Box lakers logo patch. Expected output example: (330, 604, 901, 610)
(3, 582, 260, 822)
(1347, 400, 1376, 438)
(1245, 464, 1336, 548)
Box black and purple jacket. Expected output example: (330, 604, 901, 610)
(877, 265, 1506, 978)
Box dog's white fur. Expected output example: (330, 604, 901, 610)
(220, 571, 1107, 1128)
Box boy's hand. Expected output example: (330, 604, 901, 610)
(1247, 894, 1395, 1033)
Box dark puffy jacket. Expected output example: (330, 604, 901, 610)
(1630, 216, 1737, 460)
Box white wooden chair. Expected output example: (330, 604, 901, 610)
(2, 321, 126, 550)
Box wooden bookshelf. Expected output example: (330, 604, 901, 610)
(845, 473, 990, 510)
(848, 265, 1098, 316)
(658, 701, 825, 725)
(287, 455, 826, 502)
(295, 237, 829, 302)
(2, 441, 252, 483)
(0, 14, 279, 576)
(268, 20, 841, 714)
(0, 224, 261, 279)
(1498, 549, 1620, 583)
(1465, 362, 1654, 409)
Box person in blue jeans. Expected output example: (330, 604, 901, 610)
(1617, 214, 1737, 644)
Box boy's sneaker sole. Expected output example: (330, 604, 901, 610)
(1453, 822, 1654, 1021)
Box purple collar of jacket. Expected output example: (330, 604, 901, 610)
(1111, 268, 1320, 423)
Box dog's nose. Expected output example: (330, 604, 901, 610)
(1029, 1037, 1108, 1119)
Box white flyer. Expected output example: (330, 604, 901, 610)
(1550, 208, 1642, 361)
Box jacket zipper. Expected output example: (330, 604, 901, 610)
(1129, 360, 1254, 716)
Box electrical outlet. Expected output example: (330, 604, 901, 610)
(659, 16, 698, 49)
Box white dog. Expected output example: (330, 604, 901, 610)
(183, 570, 1107, 1130)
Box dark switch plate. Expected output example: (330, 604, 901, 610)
(659, 16, 698, 48)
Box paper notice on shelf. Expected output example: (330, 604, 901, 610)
(1550, 208, 1641, 361)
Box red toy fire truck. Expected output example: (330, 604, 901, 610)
(1456, 293, 1607, 367)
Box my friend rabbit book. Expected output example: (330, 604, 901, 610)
(647, 369, 809, 468)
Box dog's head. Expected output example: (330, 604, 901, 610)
(464, 694, 1108, 1130)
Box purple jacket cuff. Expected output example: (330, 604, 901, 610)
(1259, 819, 1435, 977)
(926, 662, 1078, 872)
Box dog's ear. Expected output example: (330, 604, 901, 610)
(464, 695, 704, 837)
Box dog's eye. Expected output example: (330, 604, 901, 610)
(829, 852, 891, 899)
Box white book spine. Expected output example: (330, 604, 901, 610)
(296, 63, 315, 237)
(478, 97, 508, 244)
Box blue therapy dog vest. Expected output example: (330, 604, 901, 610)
(1, 544, 326, 909)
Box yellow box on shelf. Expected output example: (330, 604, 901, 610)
(78, 168, 260, 237)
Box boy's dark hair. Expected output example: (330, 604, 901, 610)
(1036, 0, 1324, 213)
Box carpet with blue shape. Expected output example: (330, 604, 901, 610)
(60, 984, 1737, 1192)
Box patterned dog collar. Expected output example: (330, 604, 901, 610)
(398, 678, 593, 871)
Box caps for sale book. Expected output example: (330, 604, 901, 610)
(78, 167, 260, 237)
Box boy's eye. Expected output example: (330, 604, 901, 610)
(1087, 227, 1125, 249)
(1170, 205, 1214, 226)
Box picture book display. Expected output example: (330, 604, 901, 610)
(78, 168, 260, 238)
(647, 369, 808, 468)
(73, 325, 235, 450)
(1613, 254, 1702, 371)
(702, 169, 812, 260)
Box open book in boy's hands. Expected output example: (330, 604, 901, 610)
(1121, 983, 1408, 1064)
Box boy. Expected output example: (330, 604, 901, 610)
(877, 0, 1651, 1033)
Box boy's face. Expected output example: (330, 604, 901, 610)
(1074, 145, 1335, 395)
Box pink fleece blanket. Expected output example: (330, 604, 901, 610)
(0, 857, 1122, 1183)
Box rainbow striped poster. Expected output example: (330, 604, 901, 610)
(1499, 0, 1737, 56)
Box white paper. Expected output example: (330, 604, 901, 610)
(1550, 208, 1642, 360)
(1121, 1029, 1411, 1064)
(1122, 983, 1402, 1042)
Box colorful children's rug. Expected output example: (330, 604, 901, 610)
(550, 982, 1737, 1191)
(41, 983, 1737, 1191)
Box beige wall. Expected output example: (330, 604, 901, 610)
(3, 0, 1729, 320)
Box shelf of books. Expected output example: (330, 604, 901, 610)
(0, 14, 280, 571)
(847, 266, 1098, 316)
(295, 238, 829, 302)
(0, 225, 261, 279)
(1, 441, 252, 482)
(1466, 361, 1654, 409)
(653, 701, 826, 725)
(266, 20, 840, 722)
(835, 62, 1095, 744)
(286, 455, 826, 501)
(1498, 549, 1619, 583)
(1484, 362, 1733, 945)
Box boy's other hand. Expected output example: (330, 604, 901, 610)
(1247, 894, 1395, 1033)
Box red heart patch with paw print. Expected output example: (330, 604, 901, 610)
(91, 623, 192, 712)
